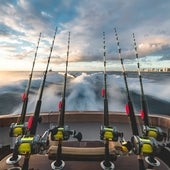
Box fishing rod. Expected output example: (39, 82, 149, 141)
(100, 32, 123, 170)
(6, 27, 57, 169)
(29, 27, 57, 135)
(9, 33, 41, 137)
(114, 28, 162, 170)
(114, 28, 145, 170)
(114, 28, 139, 136)
(58, 31, 70, 128)
(102, 32, 109, 127)
(132, 33, 165, 141)
(132, 33, 165, 169)
(50, 32, 82, 170)
(132, 33, 149, 126)
(20, 32, 42, 124)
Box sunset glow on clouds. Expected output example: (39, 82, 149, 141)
(0, 0, 170, 71)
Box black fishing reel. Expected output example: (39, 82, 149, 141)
(50, 125, 82, 142)
(9, 123, 27, 137)
(100, 126, 122, 141)
(143, 125, 165, 142)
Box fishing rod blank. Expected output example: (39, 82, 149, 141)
(50, 32, 82, 170)
(6, 27, 57, 169)
(102, 32, 109, 127)
(29, 27, 57, 135)
(132, 33, 149, 126)
(133, 33, 165, 142)
(100, 32, 123, 170)
(20, 32, 42, 124)
(9, 33, 41, 138)
(132, 33, 163, 169)
(100, 32, 114, 170)
(58, 32, 70, 128)
(6, 32, 42, 165)
(114, 28, 139, 136)
(114, 28, 146, 170)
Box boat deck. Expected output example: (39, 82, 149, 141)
(0, 112, 170, 169)
(1, 151, 169, 170)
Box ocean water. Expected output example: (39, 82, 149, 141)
(0, 71, 170, 116)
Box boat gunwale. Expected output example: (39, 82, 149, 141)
(0, 111, 170, 129)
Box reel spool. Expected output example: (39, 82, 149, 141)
(100, 126, 122, 141)
(15, 131, 49, 155)
(143, 125, 164, 142)
(9, 123, 27, 137)
(131, 135, 160, 167)
(50, 125, 82, 142)
(16, 135, 41, 155)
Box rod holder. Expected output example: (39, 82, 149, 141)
(145, 156, 160, 167)
(51, 160, 65, 170)
(100, 160, 115, 170)
(6, 155, 21, 165)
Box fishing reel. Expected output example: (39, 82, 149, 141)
(9, 123, 27, 137)
(131, 135, 160, 167)
(143, 125, 165, 142)
(100, 126, 122, 141)
(16, 135, 41, 155)
(50, 125, 82, 142)
(14, 130, 50, 155)
(131, 135, 159, 155)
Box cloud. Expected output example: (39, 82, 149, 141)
(1, 0, 170, 70)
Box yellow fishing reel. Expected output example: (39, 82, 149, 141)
(15, 130, 50, 155)
(16, 135, 41, 155)
(100, 126, 122, 141)
(9, 123, 27, 137)
(131, 135, 159, 155)
(143, 125, 165, 142)
(50, 126, 82, 141)
(131, 135, 161, 167)
(50, 126, 70, 141)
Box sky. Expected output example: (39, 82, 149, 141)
(0, 0, 170, 71)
